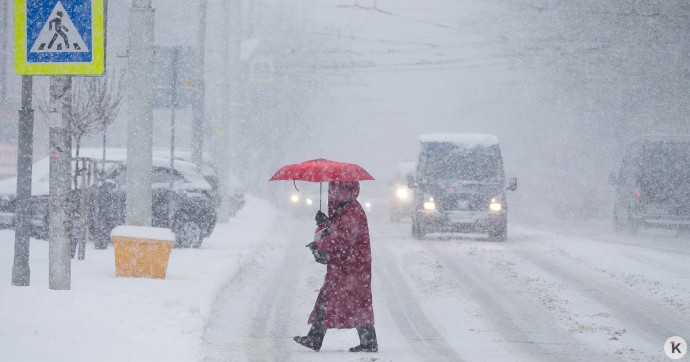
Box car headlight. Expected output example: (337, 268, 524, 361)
(395, 187, 409, 200)
(489, 197, 502, 212)
(305, 198, 313, 206)
(423, 197, 436, 210)
(290, 194, 299, 203)
(364, 202, 372, 210)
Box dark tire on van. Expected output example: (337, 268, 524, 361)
(412, 218, 426, 240)
(488, 228, 507, 241)
(613, 210, 624, 233)
(488, 218, 507, 242)
(628, 218, 640, 235)
(489, 222, 508, 241)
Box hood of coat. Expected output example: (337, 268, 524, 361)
(328, 181, 360, 214)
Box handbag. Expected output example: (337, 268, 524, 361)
(306, 202, 352, 264)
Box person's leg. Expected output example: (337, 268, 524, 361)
(350, 326, 378, 352)
(293, 292, 327, 351)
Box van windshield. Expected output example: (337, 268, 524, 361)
(420, 144, 503, 182)
(639, 142, 690, 202)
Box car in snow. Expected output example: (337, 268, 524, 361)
(0, 156, 60, 240)
(388, 160, 416, 222)
(0, 149, 217, 248)
(409, 133, 517, 241)
(611, 134, 690, 234)
(153, 149, 246, 216)
(93, 157, 217, 248)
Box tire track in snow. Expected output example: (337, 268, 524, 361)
(511, 247, 690, 353)
(376, 239, 464, 361)
(428, 242, 598, 362)
(246, 222, 306, 361)
(201, 215, 306, 362)
(511, 227, 690, 316)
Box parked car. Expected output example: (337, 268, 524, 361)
(0, 194, 16, 229)
(0, 156, 53, 240)
(0, 149, 217, 248)
(409, 134, 517, 241)
(388, 160, 416, 222)
(94, 157, 217, 248)
(153, 148, 246, 216)
(610, 134, 690, 234)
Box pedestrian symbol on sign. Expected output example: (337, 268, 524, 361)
(29, 1, 88, 53)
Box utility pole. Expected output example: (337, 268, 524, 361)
(48, 75, 72, 290)
(212, 0, 242, 223)
(192, 0, 207, 168)
(0, 0, 7, 103)
(11, 76, 34, 286)
(168, 48, 179, 226)
(126, 0, 155, 226)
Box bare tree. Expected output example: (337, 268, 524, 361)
(37, 70, 125, 254)
(70, 71, 125, 166)
(38, 71, 124, 163)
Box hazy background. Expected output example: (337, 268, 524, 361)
(1, 0, 688, 223)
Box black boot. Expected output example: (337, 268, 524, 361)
(350, 326, 378, 352)
(294, 322, 326, 352)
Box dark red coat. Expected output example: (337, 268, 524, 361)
(309, 182, 375, 328)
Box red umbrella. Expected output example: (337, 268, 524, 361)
(269, 158, 374, 211)
(269, 158, 374, 182)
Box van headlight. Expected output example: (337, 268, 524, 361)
(423, 197, 436, 210)
(290, 194, 299, 203)
(395, 187, 409, 200)
(489, 197, 502, 212)
(305, 198, 313, 206)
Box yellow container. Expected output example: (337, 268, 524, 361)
(111, 226, 175, 279)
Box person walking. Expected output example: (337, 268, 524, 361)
(294, 181, 378, 352)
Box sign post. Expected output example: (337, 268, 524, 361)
(14, 0, 106, 289)
(11, 76, 34, 287)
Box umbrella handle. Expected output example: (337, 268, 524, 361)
(319, 182, 322, 211)
(293, 180, 299, 192)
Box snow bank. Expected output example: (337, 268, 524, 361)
(0, 195, 278, 362)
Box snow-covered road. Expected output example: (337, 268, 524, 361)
(202, 209, 689, 361)
(2, 197, 686, 361)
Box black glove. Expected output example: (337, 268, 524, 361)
(315, 210, 329, 226)
(305, 242, 329, 265)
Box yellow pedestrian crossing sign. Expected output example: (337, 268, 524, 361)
(15, 0, 105, 75)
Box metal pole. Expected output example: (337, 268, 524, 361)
(47, 75, 72, 289)
(126, 0, 155, 226)
(49, 128, 71, 290)
(93, 125, 107, 250)
(0, 0, 8, 103)
(192, 0, 207, 169)
(77, 160, 88, 260)
(61, 77, 74, 257)
(213, 0, 242, 223)
(169, 48, 179, 226)
(11, 75, 34, 286)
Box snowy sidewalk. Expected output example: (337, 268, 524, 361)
(0, 196, 278, 362)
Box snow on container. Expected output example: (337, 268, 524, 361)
(110, 226, 176, 279)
